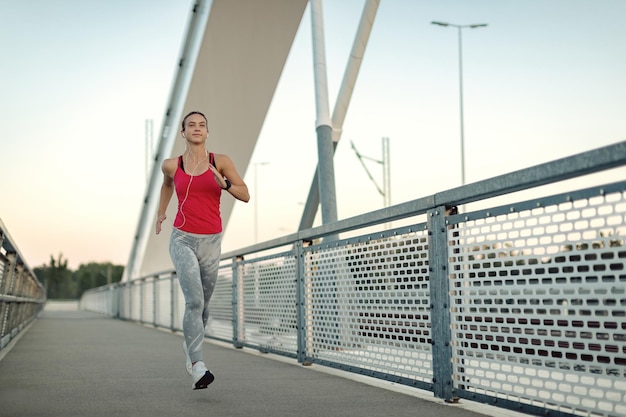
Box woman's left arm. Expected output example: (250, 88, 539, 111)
(212, 154, 250, 203)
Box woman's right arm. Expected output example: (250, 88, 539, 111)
(156, 159, 176, 234)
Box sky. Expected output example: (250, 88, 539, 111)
(1, 0, 625, 270)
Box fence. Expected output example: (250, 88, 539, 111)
(82, 141, 626, 417)
(0, 220, 46, 352)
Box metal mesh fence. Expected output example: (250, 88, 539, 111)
(141, 279, 155, 324)
(236, 250, 298, 356)
(204, 262, 235, 342)
(81, 183, 626, 417)
(448, 185, 626, 417)
(155, 278, 172, 328)
(80, 141, 626, 417)
(302, 226, 433, 386)
(0, 232, 45, 351)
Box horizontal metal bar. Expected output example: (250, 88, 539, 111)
(448, 180, 626, 225)
(223, 141, 626, 260)
(0, 295, 46, 304)
(305, 357, 433, 392)
(435, 140, 626, 207)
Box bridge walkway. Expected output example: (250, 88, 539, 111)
(0, 305, 509, 417)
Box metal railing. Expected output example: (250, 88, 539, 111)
(82, 141, 626, 417)
(0, 220, 46, 351)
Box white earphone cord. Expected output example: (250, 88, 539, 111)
(173, 150, 208, 229)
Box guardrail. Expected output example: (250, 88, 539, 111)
(0, 220, 46, 351)
(82, 141, 626, 417)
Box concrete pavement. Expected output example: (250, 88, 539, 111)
(0, 305, 518, 417)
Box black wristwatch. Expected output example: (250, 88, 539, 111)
(221, 178, 232, 190)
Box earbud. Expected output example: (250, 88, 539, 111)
(182, 132, 186, 138)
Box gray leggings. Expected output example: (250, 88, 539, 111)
(169, 228, 222, 363)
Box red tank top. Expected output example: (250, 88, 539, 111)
(173, 154, 222, 234)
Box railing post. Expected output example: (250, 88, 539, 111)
(232, 256, 244, 348)
(296, 240, 312, 365)
(427, 206, 454, 401)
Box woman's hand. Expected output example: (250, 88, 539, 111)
(156, 214, 167, 234)
(208, 163, 228, 189)
(210, 154, 250, 202)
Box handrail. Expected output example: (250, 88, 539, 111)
(223, 140, 626, 259)
(83, 141, 626, 417)
(0, 219, 46, 351)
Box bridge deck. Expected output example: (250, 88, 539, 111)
(0, 305, 500, 417)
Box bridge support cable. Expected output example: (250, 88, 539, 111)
(123, 0, 212, 281)
(298, 0, 380, 231)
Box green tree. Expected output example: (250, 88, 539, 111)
(34, 256, 124, 299)
(74, 262, 123, 296)
(35, 253, 73, 299)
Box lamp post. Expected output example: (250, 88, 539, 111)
(431, 21, 487, 185)
(253, 162, 269, 243)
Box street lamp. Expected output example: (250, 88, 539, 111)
(431, 21, 487, 185)
(253, 162, 269, 243)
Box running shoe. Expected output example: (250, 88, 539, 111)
(191, 361, 215, 390)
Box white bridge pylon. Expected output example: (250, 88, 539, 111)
(124, 0, 379, 281)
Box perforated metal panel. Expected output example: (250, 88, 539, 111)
(155, 278, 172, 328)
(80, 287, 116, 316)
(78, 156, 626, 417)
(237, 251, 298, 355)
(141, 279, 155, 324)
(173, 280, 184, 332)
(130, 283, 141, 321)
(0, 248, 44, 351)
(303, 227, 433, 385)
(448, 187, 626, 417)
(204, 262, 235, 341)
